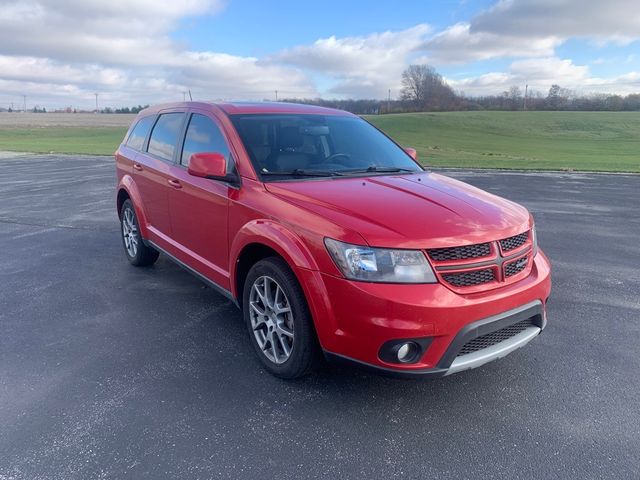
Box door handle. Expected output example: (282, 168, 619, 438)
(133, 163, 143, 171)
(168, 179, 182, 189)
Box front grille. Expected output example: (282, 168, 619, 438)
(442, 268, 494, 287)
(500, 232, 529, 252)
(427, 243, 491, 261)
(457, 318, 536, 357)
(505, 257, 528, 277)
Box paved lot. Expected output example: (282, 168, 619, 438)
(1, 154, 639, 480)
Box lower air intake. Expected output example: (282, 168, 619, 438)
(457, 318, 536, 357)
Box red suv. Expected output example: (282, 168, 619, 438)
(115, 102, 551, 379)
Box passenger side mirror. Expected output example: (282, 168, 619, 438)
(188, 152, 229, 180)
(404, 147, 418, 161)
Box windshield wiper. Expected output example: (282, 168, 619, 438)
(340, 166, 417, 175)
(260, 169, 344, 177)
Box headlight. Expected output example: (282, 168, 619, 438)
(324, 238, 437, 283)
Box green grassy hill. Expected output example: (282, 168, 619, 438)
(366, 111, 640, 172)
(0, 111, 638, 172)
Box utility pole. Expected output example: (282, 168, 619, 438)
(387, 89, 391, 113)
(275, 90, 278, 101)
(183, 91, 186, 102)
(523, 84, 528, 111)
(23, 95, 26, 112)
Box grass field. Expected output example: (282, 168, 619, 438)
(0, 113, 131, 156)
(366, 111, 640, 172)
(0, 111, 638, 171)
(0, 126, 128, 156)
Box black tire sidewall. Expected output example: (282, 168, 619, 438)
(242, 257, 318, 378)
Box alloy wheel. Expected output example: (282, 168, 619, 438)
(122, 207, 139, 257)
(249, 275, 295, 364)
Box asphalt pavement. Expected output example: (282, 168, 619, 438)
(1, 153, 639, 479)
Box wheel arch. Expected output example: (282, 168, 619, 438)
(230, 220, 319, 305)
(116, 175, 150, 238)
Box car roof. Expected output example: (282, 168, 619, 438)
(138, 101, 354, 117)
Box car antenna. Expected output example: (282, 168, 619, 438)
(188, 90, 193, 101)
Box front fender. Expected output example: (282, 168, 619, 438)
(229, 220, 320, 298)
(117, 175, 150, 239)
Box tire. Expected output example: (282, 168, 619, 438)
(243, 257, 321, 379)
(120, 199, 159, 267)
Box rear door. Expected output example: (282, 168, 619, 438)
(134, 111, 186, 241)
(166, 110, 233, 289)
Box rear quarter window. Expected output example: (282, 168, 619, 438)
(125, 115, 155, 151)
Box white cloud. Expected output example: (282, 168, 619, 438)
(418, 0, 640, 65)
(0, 0, 639, 107)
(420, 23, 561, 64)
(471, 0, 640, 44)
(449, 57, 640, 96)
(0, 56, 127, 88)
(0, 0, 316, 108)
(275, 25, 431, 98)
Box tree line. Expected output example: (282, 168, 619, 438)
(100, 105, 149, 114)
(282, 64, 640, 114)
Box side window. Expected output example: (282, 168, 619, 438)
(181, 114, 232, 169)
(125, 116, 155, 151)
(147, 113, 185, 161)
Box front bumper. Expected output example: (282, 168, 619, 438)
(325, 300, 544, 378)
(298, 251, 551, 376)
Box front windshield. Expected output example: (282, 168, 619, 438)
(230, 114, 422, 179)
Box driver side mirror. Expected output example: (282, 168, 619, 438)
(188, 152, 234, 182)
(404, 147, 418, 161)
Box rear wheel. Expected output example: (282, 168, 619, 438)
(120, 199, 159, 266)
(243, 257, 321, 378)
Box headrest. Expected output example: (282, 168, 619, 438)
(279, 126, 304, 149)
(241, 123, 264, 145)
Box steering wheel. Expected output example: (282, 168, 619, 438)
(325, 153, 351, 165)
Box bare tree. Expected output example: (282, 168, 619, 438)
(507, 86, 522, 110)
(401, 65, 431, 105)
(400, 64, 457, 110)
(547, 84, 562, 109)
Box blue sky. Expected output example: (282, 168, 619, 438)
(172, 0, 494, 54)
(0, 0, 639, 109)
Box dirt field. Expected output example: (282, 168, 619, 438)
(0, 112, 136, 128)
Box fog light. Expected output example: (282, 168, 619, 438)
(379, 337, 432, 364)
(397, 342, 419, 363)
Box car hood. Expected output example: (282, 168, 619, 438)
(264, 172, 532, 249)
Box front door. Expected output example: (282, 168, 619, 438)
(167, 111, 232, 290)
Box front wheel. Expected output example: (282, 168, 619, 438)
(243, 257, 321, 379)
(120, 199, 159, 266)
